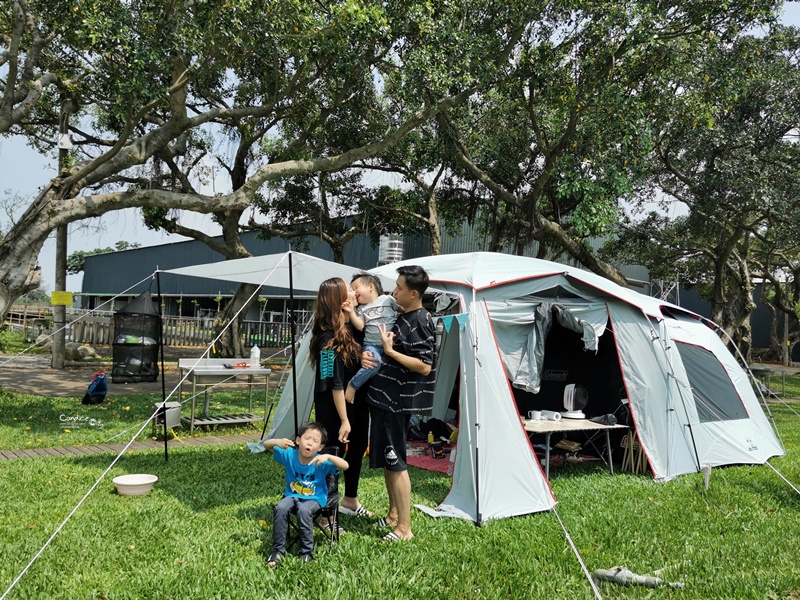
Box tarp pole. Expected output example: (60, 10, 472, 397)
(473, 290, 481, 525)
(156, 270, 168, 462)
(289, 251, 299, 437)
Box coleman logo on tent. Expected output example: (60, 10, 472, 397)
(543, 370, 568, 381)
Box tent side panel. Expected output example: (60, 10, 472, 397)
(443, 302, 556, 521)
(431, 317, 461, 421)
(607, 303, 698, 480)
(266, 332, 315, 440)
(662, 318, 784, 464)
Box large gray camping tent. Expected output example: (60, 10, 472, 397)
(267, 252, 784, 523)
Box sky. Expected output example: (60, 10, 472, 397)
(1, 3, 799, 293)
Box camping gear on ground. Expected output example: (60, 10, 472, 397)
(428, 441, 445, 458)
(81, 370, 108, 405)
(592, 566, 684, 590)
(621, 431, 647, 474)
(554, 439, 582, 453)
(111, 290, 160, 383)
(152, 401, 181, 436)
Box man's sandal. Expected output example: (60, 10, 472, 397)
(374, 517, 397, 528)
(267, 552, 284, 567)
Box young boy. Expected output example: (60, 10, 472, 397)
(264, 422, 349, 566)
(343, 273, 400, 403)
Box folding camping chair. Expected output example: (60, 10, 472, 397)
(273, 446, 342, 552)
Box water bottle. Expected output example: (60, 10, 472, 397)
(250, 343, 260, 366)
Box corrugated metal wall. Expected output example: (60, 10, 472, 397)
(82, 221, 650, 297)
(82, 229, 381, 297)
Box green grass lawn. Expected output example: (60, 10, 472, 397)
(773, 371, 800, 399)
(1, 402, 799, 599)
(0, 388, 275, 449)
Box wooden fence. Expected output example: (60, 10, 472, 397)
(5, 305, 296, 349)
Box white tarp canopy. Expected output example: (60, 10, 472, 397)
(163, 251, 395, 435)
(163, 250, 393, 292)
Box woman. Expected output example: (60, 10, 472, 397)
(309, 277, 373, 517)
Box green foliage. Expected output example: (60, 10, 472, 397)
(66, 241, 141, 274)
(606, 24, 800, 336)
(0, 328, 45, 354)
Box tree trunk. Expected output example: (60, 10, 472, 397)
(427, 188, 441, 256)
(213, 283, 259, 358)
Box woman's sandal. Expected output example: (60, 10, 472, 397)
(339, 504, 373, 518)
(382, 531, 411, 542)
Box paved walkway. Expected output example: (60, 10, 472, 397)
(0, 432, 262, 461)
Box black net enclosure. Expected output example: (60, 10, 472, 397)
(111, 290, 161, 383)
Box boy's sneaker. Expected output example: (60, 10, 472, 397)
(267, 552, 284, 567)
(299, 554, 314, 564)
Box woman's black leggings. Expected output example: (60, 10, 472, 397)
(315, 390, 370, 499)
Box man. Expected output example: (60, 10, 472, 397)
(364, 265, 436, 542)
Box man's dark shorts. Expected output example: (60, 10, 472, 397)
(369, 405, 410, 471)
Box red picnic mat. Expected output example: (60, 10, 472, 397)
(406, 440, 452, 474)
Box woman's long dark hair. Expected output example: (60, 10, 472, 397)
(309, 278, 361, 368)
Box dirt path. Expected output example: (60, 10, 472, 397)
(0, 348, 288, 397)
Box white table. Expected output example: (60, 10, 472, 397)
(524, 418, 629, 479)
(178, 358, 272, 434)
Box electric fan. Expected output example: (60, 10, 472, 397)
(561, 383, 588, 419)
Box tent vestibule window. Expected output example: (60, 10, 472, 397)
(675, 342, 748, 422)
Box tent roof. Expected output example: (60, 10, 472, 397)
(162, 251, 393, 293)
(371, 252, 698, 320)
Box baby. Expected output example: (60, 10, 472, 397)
(343, 273, 399, 402)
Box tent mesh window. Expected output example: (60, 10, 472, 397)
(675, 342, 748, 422)
(112, 291, 160, 383)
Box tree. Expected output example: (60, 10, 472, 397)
(0, 0, 530, 326)
(605, 25, 800, 358)
(431, 2, 779, 286)
(66, 241, 141, 274)
(0, 0, 59, 134)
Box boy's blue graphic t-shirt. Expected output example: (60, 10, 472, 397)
(274, 446, 336, 507)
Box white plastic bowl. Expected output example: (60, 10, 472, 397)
(113, 474, 158, 496)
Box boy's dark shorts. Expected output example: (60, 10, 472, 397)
(368, 405, 410, 471)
